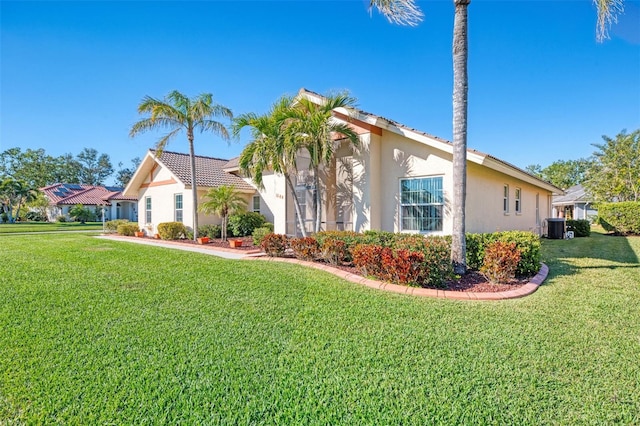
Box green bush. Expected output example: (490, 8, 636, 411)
(105, 219, 129, 233)
(252, 226, 273, 246)
(157, 222, 188, 240)
(465, 231, 541, 276)
(228, 212, 267, 237)
(1, 212, 8, 223)
(566, 219, 591, 237)
(69, 204, 96, 223)
(25, 211, 46, 222)
(198, 224, 222, 239)
(596, 202, 640, 235)
(117, 223, 140, 236)
(56, 215, 67, 223)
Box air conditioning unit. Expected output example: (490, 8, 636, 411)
(566, 231, 575, 239)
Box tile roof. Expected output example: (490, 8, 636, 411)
(552, 184, 591, 205)
(41, 183, 137, 206)
(153, 150, 254, 191)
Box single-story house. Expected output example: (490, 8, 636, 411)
(551, 184, 597, 220)
(124, 88, 563, 237)
(41, 183, 138, 222)
(123, 150, 257, 235)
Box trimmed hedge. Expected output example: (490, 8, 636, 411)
(105, 219, 130, 233)
(566, 219, 591, 237)
(116, 223, 140, 236)
(597, 202, 640, 235)
(465, 231, 541, 276)
(157, 222, 187, 240)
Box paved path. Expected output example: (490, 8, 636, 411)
(96, 235, 252, 260)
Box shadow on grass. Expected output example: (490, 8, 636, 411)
(541, 228, 639, 281)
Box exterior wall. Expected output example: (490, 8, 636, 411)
(249, 171, 286, 233)
(466, 162, 551, 234)
(136, 164, 186, 235)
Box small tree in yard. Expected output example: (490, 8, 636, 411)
(198, 185, 247, 241)
(69, 204, 94, 223)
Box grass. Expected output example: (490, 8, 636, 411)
(1, 229, 638, 424)
(0, 222, 103, 234)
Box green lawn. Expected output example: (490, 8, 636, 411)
(1, 230, 638, 424)
(0, 222, 103, 234)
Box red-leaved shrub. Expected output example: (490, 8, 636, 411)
(480, 240, 521, 283)
(260, 233, 289, 257)
(319, 238, 347, 265)
(290, 237, 319, 261)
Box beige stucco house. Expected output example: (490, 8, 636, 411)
(124, 89, 563, 237)
(41, 183, 137, 222)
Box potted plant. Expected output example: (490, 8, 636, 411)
(197, 236, 210, 244)
(229, 239, 243, 248)
(134, 230, 144, 237)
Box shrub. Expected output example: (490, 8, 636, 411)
(228, 212, 267, 237)
(352, 244, 387, 278)
(117, 223, 140, 236)
(252, 226, 273, 246)
(69, 204, 95, 223)
(25, 211, 46, 222)
(383, 249, 426, 286)
(480, 241, 522, 284)
(596, 202, 640, 235)
(157, 222, 188, 240)
(361, 230, 397, 247)
(319, 237, 348, 266)
(198, 224, 222, 239)
(260, 233, 289, 257)
(290, 237, 320, 261)
(105, 219, 129, 233)
(465, 231, 540, 276)
(56, 215, 67, 223)
(0, 212, 8, 223)
(566, 219, 591, 237)
(315, 231, 361, 262)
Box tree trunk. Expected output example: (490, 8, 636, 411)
(451, 0, 470, 275)
(285, 174, 308, 238)
(188, 135, 199, 242)
(313, 166, 322, 233)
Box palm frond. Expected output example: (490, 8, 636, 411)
(594, 0, 624, 41)
(199, 120, 231, 140)
(369, 0, 423, 27)
(154, 128, 183, 156)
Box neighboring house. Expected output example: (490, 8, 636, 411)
(123, 150, 257, 235)
(551, 184, 597, 220)
(124, 88, 563, 237)
(41, 183, 138, 222)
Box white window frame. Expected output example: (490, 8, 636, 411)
(503, 184, 510, 214)
(174, 193, 183, 222)
(252, 195, 260, 213)
(145, 196, 152, 224)
(399, 176, 444, 233)
(515, 188, 522, 214)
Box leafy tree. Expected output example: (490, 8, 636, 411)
(235, 96, 310, 237)
(76, 148, 114, 185)
(585, 129, 639, 202)
(368, 0, 623, 274)
(69, 204, 95, 223)
(130, 90, 233, 242)
(286, 92, 360, 233)
(525, 159, 591, 189)
(198, 185, 247, 241)
(0, 148, 59, 188)
(0, 178, 36, 223)
(115, 157, 141, 187)
(53, 153, 82, 184)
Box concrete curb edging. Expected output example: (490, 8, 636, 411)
(246, 256, 549, 301)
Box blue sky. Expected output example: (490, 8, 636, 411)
(1, 1, 639, 184)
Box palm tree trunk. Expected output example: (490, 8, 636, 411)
(451, 0, 470, 275)
(188, 137, 199, 242)
(313, 166, 322, 233)
(285, 174, 308, 238)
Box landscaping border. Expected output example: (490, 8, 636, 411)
(248, 256, 548, 300)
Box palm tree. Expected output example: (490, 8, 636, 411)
(234, 96, 309, 237)
(369, 0, 623, 274)
(0, 178, 35, 223)
(287, 92, 360, 233)
(129, 90, 232, 241)
(198, 185, 247, 241)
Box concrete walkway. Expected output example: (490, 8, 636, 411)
(96, 235, 252, 260)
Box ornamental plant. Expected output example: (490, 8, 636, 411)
(261, 233, 289, 257)
(157, 222, 187, 240)
(290, 237, 320, 261)
(480, 241, 521, 284)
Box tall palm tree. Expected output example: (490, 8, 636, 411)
(198, 185, 247, 241)
(287, 92, 360, 233)
(130, 90, 232, 241)
(369, 0, 622, 274)
(234, 96, 309, 237)
(0, 178, 35, 223)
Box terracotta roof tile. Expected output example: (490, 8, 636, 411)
(153, 150, 254, 191)
(41, 183, 137, 206)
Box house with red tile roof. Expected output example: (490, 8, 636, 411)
(124, 88, 563, 237)
(41, 183, 138, 222)
(123, 150, 257, 235)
